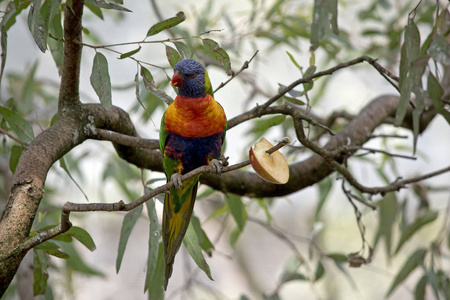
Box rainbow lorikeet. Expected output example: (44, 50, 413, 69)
(159, 59, 227, 290)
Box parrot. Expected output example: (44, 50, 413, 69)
(159, 58, 227, 290)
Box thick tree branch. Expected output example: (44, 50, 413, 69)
(58, 0, 84, 113)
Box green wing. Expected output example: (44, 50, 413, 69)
(204, 68, 214, 98)
(159, 111, 169, 153)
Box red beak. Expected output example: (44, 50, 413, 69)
(171, 71, 183, 87)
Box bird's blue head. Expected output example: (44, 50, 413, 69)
(171, 59, 206, 98)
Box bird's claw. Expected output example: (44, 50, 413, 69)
(170, 173, 183, 189)
(209, 159, 223, 175)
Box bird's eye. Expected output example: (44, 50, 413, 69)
(187, 73, 197, 78)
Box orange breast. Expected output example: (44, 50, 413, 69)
(164, 94, 226, 137)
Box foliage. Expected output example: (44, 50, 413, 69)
(0, 0, 449, 299)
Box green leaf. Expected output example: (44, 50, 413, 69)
(9, 145, 24, 174)
(173, 41, 197, 60)
(386, 248, 427, 297)
(414, 275, 427, 300)
(119, 46, 141, 59)
(303, 65, 317, 92)
(202, 38, 232, 75)
(146, 11, 185, 37)
(281, 272, 308, 283)
(374, 193, 398, 256)
(206, 201, 229, 221)
(183, 222, 213, 281)
(134, 71, 151, 120)
(66, 226, 96, 251)
(144, 200, 160, 292)
(314, 177, 332, 221)
(286, 51, 302, 71)
(85, 0, 131, 12)
(256, 198, 272, 226)
(310, 0, 339, 50)
(250, 115, 286, 133)
(0, 25, 7, 89)
(264, 293, 282, 300)
(48, 10, 64, 76)
(395, 19, 424, 126)
(326, 253, 348, 263)
(190, 215, 214, 255)
(2, 1, 31, 31)
(33, 249, 49, 295)
(85, 1, 104, 19)
(314, 261, 325, 281)
(90, 52, 112, 109)
(427, 34, 450, 66)
(279, 256, 307, 283)
(427, 72, 450, 124)
(35, 241, 69, 259)
(61, 242, 104, 276)
(395, 210, 438, 254)
(116, 205, 143, 273)
(0, 106, 35, 143)
(225, 194, 247, 231)
(145, 242, 165, 299)
(229, 226, 242, 247)
(27, 0, 46, 52)
(165, 45, 182, 68)
(59, 156, 89, 202)
(283, 96, 305, 106)
(140, 66, 173, 105)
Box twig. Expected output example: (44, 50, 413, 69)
(79, 30, 222, 51)
(214, 51, 259, 93)
(340, 179, 374, 267)
(260, 55, 398, 112)
(266, 137, 291, 154)
(336, 145, 417, 160)
(0, 127, 28, 146)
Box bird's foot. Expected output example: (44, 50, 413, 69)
(170, 173, 183, 189)
(209, 159, 223, 175)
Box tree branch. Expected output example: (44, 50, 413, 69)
(58, 0, 85, 113)
(20, 139, 290, 251)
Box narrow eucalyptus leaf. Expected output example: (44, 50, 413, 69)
(202, 38, 232, 75)
(225, 194, 247, 231)
(119, 46, 141, 59)
(0, 106, 35, 143)
(144, 200, 161, 292)
(386, 248, 426, 296)
(140, 66, 173, 105)
(183, 222, 213, 280)
(9, 145, 24, 174)
(395, 211, 438, 254)
(67, 226, 96, 251)
(90, 52, 112, 109)
(165, 45, 182, 67)
(33, 249, 49, 296)
(146, 11, 185, 37)
(116, 205, 143, 273)
(85, 0, 131, 12)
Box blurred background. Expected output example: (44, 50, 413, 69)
(1, 0, 450, 299)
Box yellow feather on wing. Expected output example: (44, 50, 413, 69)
(162, 181, 198, 290)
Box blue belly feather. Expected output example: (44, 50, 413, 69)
(165, 132, 223, 174)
